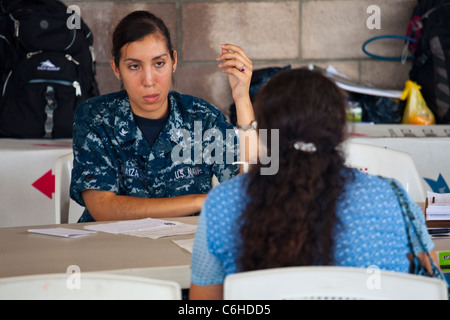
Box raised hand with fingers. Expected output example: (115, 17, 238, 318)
(217, 44, 253, 105)
(217, 44, 256, 173)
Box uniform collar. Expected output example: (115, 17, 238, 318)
(114, 91, 185, 155)
(159, 92, 185, 144)
(113, 91, 138, 144)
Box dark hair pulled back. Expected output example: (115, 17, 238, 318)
(111, 10, 174, 66)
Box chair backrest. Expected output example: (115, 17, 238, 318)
(343, 141, 426, 203)
(224, 266, 448, 300)
(0, 273, 181, 300)
(55, 152, 83, 224)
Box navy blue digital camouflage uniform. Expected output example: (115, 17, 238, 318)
(70, 90, 240, 222)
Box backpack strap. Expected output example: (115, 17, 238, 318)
(422, 2, 450, 20)
(0, 0, 20, 13)
(44, 85, 57, 138)
(429, 36, 450, 119)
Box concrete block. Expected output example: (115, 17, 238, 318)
(66, 2, 177, 63)
(95, 64, 121, 95)
(302, 0, 417, 60)
(182, 2, 300, 61)
(361, 60, 412, 90)
(173, 64, 233, 117)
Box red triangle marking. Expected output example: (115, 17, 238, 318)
(32, 170, 55, 199)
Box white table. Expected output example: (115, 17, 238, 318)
(0, 139, 73, 227)
(0, 216, 198, 289)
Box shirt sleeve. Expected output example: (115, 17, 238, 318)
(190, 206, 226, 286)
(70, 101, 119, 206)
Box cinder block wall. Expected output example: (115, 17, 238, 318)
(64, 0, 417, 117)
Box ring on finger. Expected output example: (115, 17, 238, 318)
(239, 64, 246, 72)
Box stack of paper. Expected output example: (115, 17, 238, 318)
(426, 192, 450, 221)
(310, 64, 404, 99)
(84, 218, 197, 239)
(428, 228, 450, 239)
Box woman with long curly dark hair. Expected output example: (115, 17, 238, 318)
(189, 68, 437, 299)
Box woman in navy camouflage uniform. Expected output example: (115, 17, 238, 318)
(70, 11, 255, 222)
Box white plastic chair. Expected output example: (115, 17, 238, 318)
(224, 266, 448, 300)
(343, 141, 427, 203)
(0, 273, 181, 300)
(54, 152, 83, 224)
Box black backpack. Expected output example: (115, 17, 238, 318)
(0, 0, 99, 138)
(407, 0, 450, 124)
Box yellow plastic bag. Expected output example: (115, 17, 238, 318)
(401, 81, 435, 125)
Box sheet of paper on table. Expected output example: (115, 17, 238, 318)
(28, 228, 96, 238)
(84, 218, 196, 239)
(172, 238, 194, 253)
(124, 224, 197, 239)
